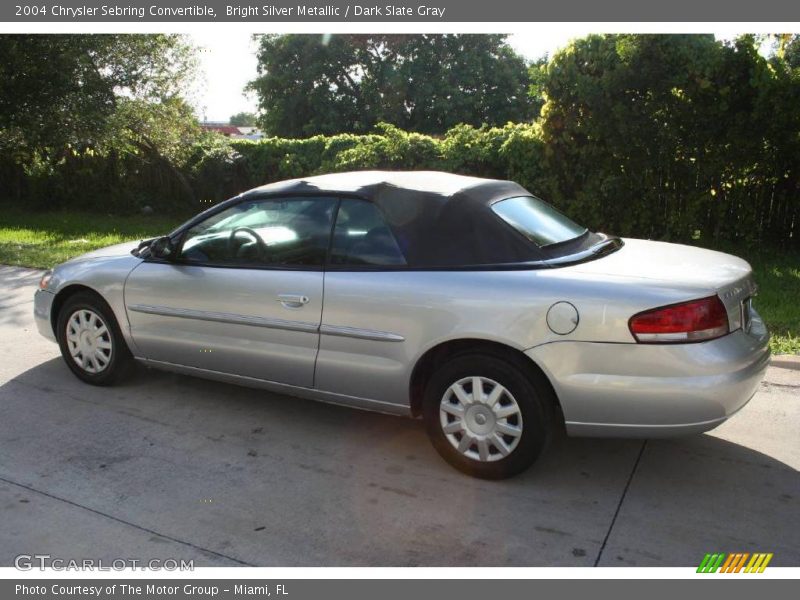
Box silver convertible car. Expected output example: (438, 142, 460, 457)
(34, 171, 770, 478)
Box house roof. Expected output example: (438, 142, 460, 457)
(201, 125, 241, 135)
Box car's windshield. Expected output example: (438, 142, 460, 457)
(491, 196, 587, 247)
(181, 199, 326, 253)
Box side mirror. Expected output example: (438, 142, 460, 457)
(149, 236, 175, 260)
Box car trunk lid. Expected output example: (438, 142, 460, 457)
(563, 238, 757, 331)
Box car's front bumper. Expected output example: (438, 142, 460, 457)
(34, 289, 57, 343)
(526, 310, 770, 437)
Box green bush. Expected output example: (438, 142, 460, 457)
(2, 34, 799, 249)
(184, 123, 547, 205)
(2, 115, 796, 250)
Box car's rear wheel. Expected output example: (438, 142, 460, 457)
(422, 353, 554, 479)
(56, 291, 133, 385)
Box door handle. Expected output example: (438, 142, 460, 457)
(277, 293, 310, 308)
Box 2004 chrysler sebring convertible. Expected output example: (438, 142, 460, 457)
(33, 171, 770, 478)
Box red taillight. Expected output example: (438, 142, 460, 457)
(629, 295, 729, 343)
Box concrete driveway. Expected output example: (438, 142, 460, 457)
(0, 265, 797, 567)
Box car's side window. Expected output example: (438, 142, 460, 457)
(178, 196, 337, 268)
(329, 199, 407, 267)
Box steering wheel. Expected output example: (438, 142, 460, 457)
(228, 227, 269, 260)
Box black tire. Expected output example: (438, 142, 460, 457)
(422, 353, 555, 479)
(56, 291, 134, 386)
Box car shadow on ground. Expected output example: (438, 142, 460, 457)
(1, 358, 797, 567)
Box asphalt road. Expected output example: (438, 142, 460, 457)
(0, 265, 798, 567)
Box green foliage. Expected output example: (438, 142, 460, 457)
(0, 34, 197, 155)
(247, 34, 536, 137)
(180, 122, 547, 205)
(538, 34, 800, 246)
(229, 112, 257, 127)
(0, 34, 202, 212)
(749, 255, 800, 353)
(440, 124, 513, 177)
(0, 209, 181, 269)
(527, 57, 549, 118)
(1, 33, 798, 250)
(330, 124, 442, 170)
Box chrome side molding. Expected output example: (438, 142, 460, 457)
(127, 304, 405, 341)
(127, 304, 318, 333)
(319, 324, 405, 342)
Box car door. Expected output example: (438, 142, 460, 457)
(315, 198, 414, 406)
(124, 195, 337, 388)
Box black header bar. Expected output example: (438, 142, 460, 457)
(3, 1, 800, 22)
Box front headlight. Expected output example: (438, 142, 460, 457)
(39, 270, 53, 290)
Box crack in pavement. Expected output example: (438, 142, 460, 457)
(0, 474, 254, 567)
(761, 381, 800, 390)
(593, 440, 647, 567)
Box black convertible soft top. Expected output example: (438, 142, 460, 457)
(244, 171, 555, 267)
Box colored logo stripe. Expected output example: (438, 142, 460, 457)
(697, 553, 725, 573)
(719, 553, 750, 573)
(745, 553, 773, 573)
(697, 553, 773, 573)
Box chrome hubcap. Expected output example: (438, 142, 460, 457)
(439, 376, 523, 462)
(66, 309, 112, 374)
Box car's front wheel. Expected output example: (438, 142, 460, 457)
(56, 291, 134, 385)
(422, 353, 554, 479)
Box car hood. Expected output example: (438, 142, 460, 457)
(565, 238, 752, 290)
(64, 241, 141, 264)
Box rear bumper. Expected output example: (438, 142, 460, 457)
(34, 289, 57, 343)
(526, 312, 770, 438)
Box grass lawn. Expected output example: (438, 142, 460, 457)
(1, 209, 798, 355)
(738, 250, 800, 355)
(0, 210, 183, 270)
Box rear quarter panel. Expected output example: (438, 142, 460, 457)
(315, 268, 716, 407)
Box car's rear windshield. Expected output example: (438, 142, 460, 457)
(491, 196, 588, 247)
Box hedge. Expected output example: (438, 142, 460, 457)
(190, 123, 550, 209)
(0, 121, 796, 249)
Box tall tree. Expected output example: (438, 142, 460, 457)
(0, 34, 200, 203)
(229, 112, 257, 127)
(527, 56, 549, 118)
(538, 34, 800, 244)
(783, 34, 800, 69)
(247, 34, 534, 137)
(0, 34, 197, 159)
